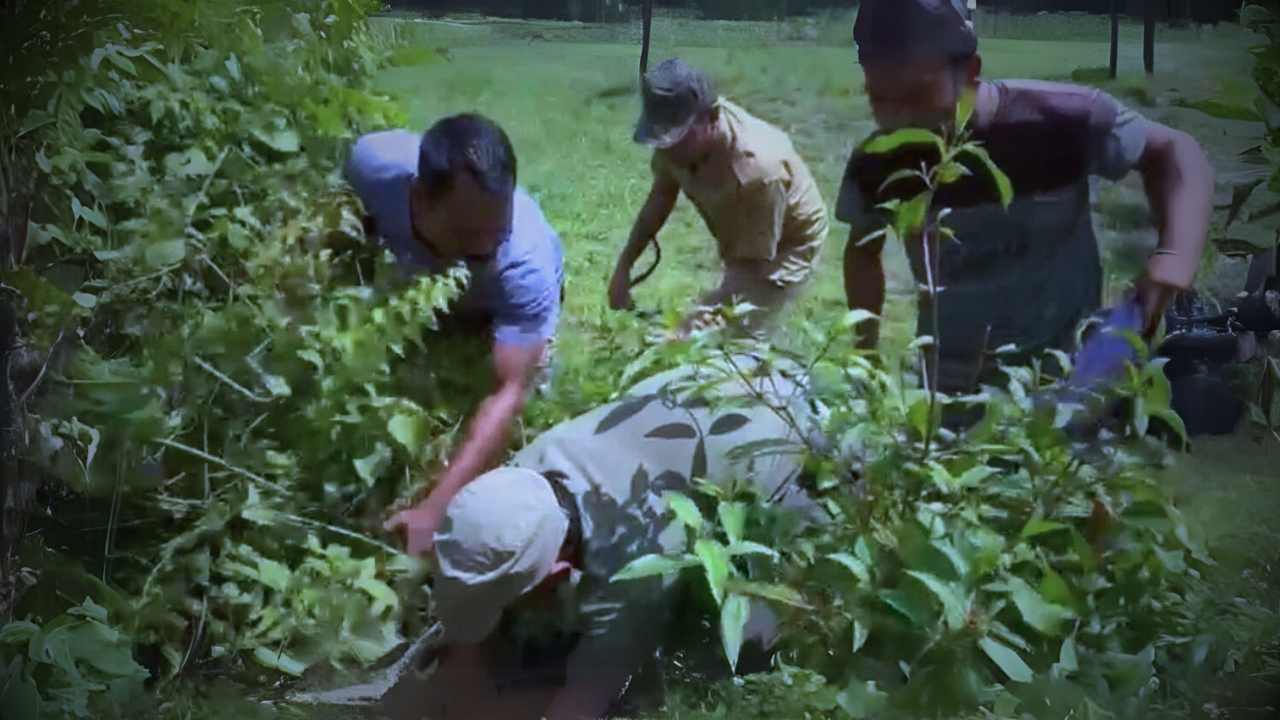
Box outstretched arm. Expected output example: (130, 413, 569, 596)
(843, 227, 887, 350)
(385, 340, 544, 554)
(1135, 120, 1214, 335)
(609, 176, 680, 310)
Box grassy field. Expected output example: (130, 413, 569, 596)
(370, 12, 1260, 417)
(359, 14, 1280, 717)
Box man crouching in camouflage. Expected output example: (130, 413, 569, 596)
(380, 356, 823, 720)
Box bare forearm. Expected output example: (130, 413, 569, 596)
(1143, 131, 1214, 289)
(432, 382, 526, 502)
(617, 189, 676, 271)
(843, 239, 886, 350)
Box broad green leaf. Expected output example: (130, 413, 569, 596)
(0, 621, 40, 645)
(717, 502, 747, 542)
(1154, 547, 1187, 573)
(927, 462, 955, 494)
(855, 536, 874, 566)
(708, 413, 750, 436)
(960, 144, 1014, 208)
(63, 621, 148, 678)
(260, 373, 291, 398)
(727, 541, 777, 558)
(145, 238, 186, 268)
(696, 539, 731, 604)
(932, 539, 970, 579)
(863, 128, 944, 156)
(979, 636, 1033, 683)
(1070, 529, 1098, 574)
(989, 620, 1032, 652)
(594, 395, 654, 434)
(387, 413, 428, 455)
(906, 571, 966, 631)
(877, 168, 925, 195)
(879, 588, 934, 629)
(1058, 635, 1080, 673)
(956, 86, 977, 131)
(664, 491, 704, 531)
(164, 148, 216, 178)
(836, 679, 888, 719)
(352, 443, 391, 486)
(935, 161, 969, 185)
(1152, 408, 1189, 446)
(645, 422, 698, 439)
(828, 552, 871, 585)
(852, 616, 869, 653)
(0, 662, 40, 719)
(66, 598, 109, 624)
(895, 191, 933, 238)
(720, 594, 749, 671)
(72, 292, 97, 309)
(355, 577, 401, 616)
(955, 465, 996, 488)
(256, 558, 291, 592)
(730, 580, 809, 608)
(1021, 518, 1070, 539)
(1103, 646, 1155, 695)
(225, 53, 242, 81)
(611, 553, 700, 581)
(908, 395, 932, 442)
(990, 576, 1075, 635)
(1039, 565, 1076, 611)
(251, 126, 301, 154)
(253, 646, 308, 676)
(841, 308, 879, 330)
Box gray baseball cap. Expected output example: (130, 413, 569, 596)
(432, 467, 568, 644)
(854, 0, 977, 65)
(634, 58, 717, 149)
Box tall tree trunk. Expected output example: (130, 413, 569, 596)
(1143, 0, 1155, 74)
(0, 292, 21, 619)
(639, 0, 653, 79)
(1110, 0, 1120, 78)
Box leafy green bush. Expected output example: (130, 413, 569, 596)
(1, 0, 455, 697)
(611, 103, 1202, 719)
(0, 598, 148, 719)
(614, 324, 1203, 718)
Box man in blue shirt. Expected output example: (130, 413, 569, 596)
(345, 114, 565, 550)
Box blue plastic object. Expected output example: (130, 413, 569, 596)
(1068, 296, 1145, 390)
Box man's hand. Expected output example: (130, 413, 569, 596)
(384, 494, 449, 555)
(607, 267, 634, 311)
(386, 341, 543, 556)
(1134, 273, 1179, 339)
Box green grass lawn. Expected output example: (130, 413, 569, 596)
(362, 17, 1280, 716)
(370, 17, 1259, 415)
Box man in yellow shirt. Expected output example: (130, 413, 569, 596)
(608, 58, 829, 337)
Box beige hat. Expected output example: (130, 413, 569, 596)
(432, 467, 568, 644)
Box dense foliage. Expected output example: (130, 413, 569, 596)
(609, 112, 1206, 718)
(0, 1, 467, 715)
(0, 3, 1276, 720)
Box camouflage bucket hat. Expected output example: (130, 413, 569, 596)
(634, 58, 717, 149)
(432, 467, 568, 645)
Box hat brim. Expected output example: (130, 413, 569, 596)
(633, 112, 696, 149)
(433, 573, 508, 645)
